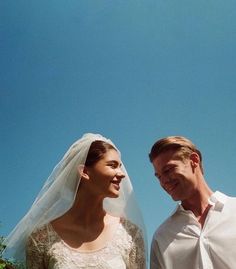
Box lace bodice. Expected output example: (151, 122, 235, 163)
(26, 219, 146, 269)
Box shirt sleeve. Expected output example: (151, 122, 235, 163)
(150, 235, 164, 269)
(26, 231, 46, 269)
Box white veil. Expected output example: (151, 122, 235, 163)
(3, 133, 147, 263)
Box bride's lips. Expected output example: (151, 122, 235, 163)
(111, 180, 121, 190)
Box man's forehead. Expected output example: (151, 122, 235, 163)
(155, 149, 180, 161)
(153, 150, 183, 168)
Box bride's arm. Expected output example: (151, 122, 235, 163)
(26, 230, 46, 269)
(129, 225, 147, 269)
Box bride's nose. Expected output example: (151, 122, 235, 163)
(116, 168, 125, 179)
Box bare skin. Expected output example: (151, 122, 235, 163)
(51, 149, 125, 251)
(51, 192, 120, 250)
(152, 149, 213, 227)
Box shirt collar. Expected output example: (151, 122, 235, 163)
(174, 191, 228, 214)
(208, 191, 228, 211)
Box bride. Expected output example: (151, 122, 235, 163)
(3, 133, 147, 268)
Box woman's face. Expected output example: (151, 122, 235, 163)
(85, 149, 125, 198)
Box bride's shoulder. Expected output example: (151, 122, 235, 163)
(120, 218, 141, 234)
(28, 223, 52, 243)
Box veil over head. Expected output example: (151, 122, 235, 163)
(3, 133, 147, 263)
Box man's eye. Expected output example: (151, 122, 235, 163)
(163, 169, 169, 175)
(164, 167, 174, 174)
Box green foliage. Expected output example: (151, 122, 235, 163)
(0, 235, 14, 268)
(0, 226, 25, 269)
(0, 263, 6, 269)
(0, 258, 14, 269)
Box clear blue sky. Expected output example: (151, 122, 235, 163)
(1, 0, 236, 257)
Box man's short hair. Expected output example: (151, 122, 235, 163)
(149, 136, 203, 173)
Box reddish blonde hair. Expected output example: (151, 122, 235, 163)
(149, 136, 204, 173)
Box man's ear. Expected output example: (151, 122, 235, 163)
(190, 152, 200, 168)
(77, 164, 90, 180)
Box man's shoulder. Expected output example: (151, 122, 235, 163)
(152, 208, 180, 239)
(213, 191, 236, 206)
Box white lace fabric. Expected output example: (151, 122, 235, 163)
(26, 218, 145, 269)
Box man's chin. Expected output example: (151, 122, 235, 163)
(171, 194, 181, 201)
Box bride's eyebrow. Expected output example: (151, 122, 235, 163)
(106, 160, 122, 167)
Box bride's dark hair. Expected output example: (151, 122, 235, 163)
(85, 140, 116, 167)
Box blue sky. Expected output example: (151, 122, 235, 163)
(1, 0, 236, 257)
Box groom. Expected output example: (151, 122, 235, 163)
(149, 135, 236, 269)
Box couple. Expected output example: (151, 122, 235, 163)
(3, 133, 236, 268)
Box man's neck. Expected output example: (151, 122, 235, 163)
(181, 188, 214, 227)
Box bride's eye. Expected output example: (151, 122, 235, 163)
(107, 161, 119, 168)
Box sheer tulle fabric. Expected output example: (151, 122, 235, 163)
(3, 133, 147, 263)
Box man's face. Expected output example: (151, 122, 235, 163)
(152, 149, 198, 202)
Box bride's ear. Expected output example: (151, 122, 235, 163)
(77, 165, 90, 180)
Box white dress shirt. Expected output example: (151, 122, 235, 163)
(150, 191, 236, 269)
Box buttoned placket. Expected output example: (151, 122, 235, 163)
(170, 193, 228, 269)
(195, 204, 215, 269)
(199, 208, 213, 269)
(180, 203, 215, 269)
